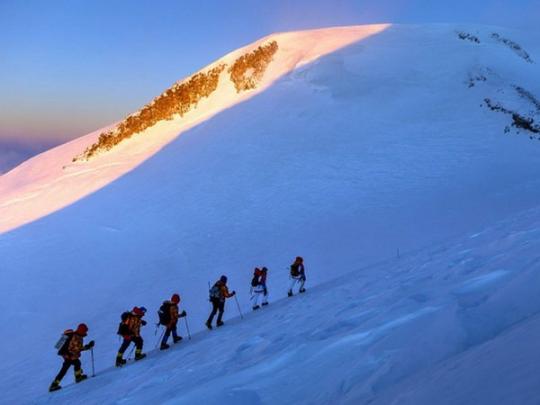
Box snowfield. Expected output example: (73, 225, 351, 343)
(1, 24, 540, 404)
(31, 206, 540, 404)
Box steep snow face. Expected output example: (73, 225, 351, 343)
(1, 24, 540, 403)
(0, 24, 389, 234)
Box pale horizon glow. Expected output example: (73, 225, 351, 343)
(1, 0, 539, 146)
(0, 24, 390, 233)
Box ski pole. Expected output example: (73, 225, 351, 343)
(234, 294, 244, 319)
(90, 348, 95, 377)
(154, 327, 165, 349)
(184, 316, 192, 340)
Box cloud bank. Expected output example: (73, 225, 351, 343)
(0, 139, 55, 174)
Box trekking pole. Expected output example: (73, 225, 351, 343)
(127, 345, 135, 360)
(154, 327, 165, 349)
(234, 294, 244, 319)
(90, 348, 95, 377)
(184, 316, 192, 340)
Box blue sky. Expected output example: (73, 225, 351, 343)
(0, 0, 538, 171)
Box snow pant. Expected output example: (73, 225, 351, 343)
(118, 336, 143, 355)
(251, 286, 268, 307)
(54, 358, 82, 382)
(162, 323, 179, 345)
(207, 298, 225, 324)
(289, 275, 305, 293)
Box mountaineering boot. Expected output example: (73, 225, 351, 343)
(299, 288, 306, 293)
(49, 380, 61, 392)
(205, 321, 213, 330)
(261, 302, 269, 306)
(115, 358, 126, 367)
(116, 353, 127, 367)
(216, 321, 224, 327)
(173, 336, 182, 344)
(134, 350, 146, 361)
(252, 305, 260, 311)
(75, 373, 88, 383)
(288, 290, 293, 297)
(160, 343, 170, 351)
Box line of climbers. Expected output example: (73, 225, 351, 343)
(49, 256, 306, 392)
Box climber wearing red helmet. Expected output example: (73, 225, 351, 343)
(288, 256, 306, 297)
(158, 293, 187, 350)
(49, 323, 95, 392)
(115, 306, 147, 367)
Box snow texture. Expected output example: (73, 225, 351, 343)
(1, 24, 540, 404)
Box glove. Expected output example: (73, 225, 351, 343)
(141, 320, 147, 326)
(231, 290, 236, 296)
(84, 340, 95, 349)
(263, 287, 268, 295)
(180, 310, 187, 317)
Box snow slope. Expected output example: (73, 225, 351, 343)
(33, 205, 540, 404)
(0, 24, 389, 234)
(1, 24, 540, 403)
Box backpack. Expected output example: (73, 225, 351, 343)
(251, 268, 262, 287)
(251, 274, 260, 287)
(158, 302, 172, 326)
(56, 330, 74, 356)
(209, 284, 221, 300)
(290, 264, 300, 277)
(117, 311, 131, 336)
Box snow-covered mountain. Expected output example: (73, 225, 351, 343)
(1, 24, 540, 404)
(31, 206, 540, 404)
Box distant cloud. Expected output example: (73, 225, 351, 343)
(0, 139, 56, 174)
(0, 148, 30, 174)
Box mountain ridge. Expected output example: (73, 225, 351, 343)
(0, 24, 390, 233)
(1, 23, 540, 403)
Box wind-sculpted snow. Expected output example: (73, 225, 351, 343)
(28, 206, 540, 404)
